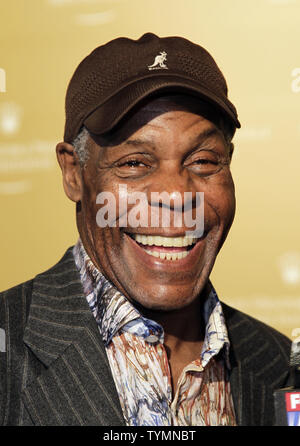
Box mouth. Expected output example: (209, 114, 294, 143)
(126, 233, 201, 261)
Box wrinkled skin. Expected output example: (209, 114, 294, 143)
(56, 95, 236, 387)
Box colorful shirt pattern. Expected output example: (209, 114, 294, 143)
(73, 239, 236, 426)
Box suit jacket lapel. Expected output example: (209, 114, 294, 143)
(223, 303, 288, 426)
(227, 348, 269, 426)
(21, 248, 289, 426)
(22, 248, 125, 426)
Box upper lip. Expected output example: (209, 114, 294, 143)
(123, 229, 206, 238)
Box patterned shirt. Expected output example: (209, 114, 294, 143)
(73, 239, 236, 426)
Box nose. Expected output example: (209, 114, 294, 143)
(143, 161, 204, 235)
(146, 161, 198, 210)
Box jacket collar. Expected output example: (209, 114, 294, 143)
(222, 303, 290, 426)
(22, 247, 125, 426)
(22, 248, 289, 426)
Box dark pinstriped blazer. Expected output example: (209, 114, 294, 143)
(0, 247, 291, 426)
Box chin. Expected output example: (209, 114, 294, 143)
(125, 275, 208, 313)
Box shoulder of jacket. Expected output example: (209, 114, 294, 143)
(0, 279, 34, 314)
(222, 301, 291, 360)
(0, 246, 75, 315)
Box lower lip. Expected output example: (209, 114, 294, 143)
(124, 233, 207, 271)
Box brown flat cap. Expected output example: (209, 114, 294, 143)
(64, 32, 240, 143)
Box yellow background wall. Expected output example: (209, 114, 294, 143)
(1, 0, 300, 340)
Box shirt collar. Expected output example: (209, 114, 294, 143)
(202, 284, 231, 368)
(73, 238, 230, 367)
(73, 239, 163, 345)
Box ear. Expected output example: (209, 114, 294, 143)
(56, 142, 83, 202)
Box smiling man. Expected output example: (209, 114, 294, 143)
(0, 33, 291, 426)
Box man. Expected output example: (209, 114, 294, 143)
(0, 33, 291, 426)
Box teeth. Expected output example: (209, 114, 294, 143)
(134, 234, 196, 247)
(148, 236, 154, 246)
(144, 249, 190, 261)
(133, 234, 199, 261)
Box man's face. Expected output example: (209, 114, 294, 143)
(77, 97, 236, 312)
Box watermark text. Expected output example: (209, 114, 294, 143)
(96, 185, 204, 237)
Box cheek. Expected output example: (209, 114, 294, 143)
(81, 187, 100, 237)
(203, 172, 236, 226)
(80, 174, 129, 259)
(81, 168, 117, 226)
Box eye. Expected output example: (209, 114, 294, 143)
(185, 150, 223, 176)
(114, 155, 152, 178)
(194, 159, 217, 165)
(191, 158, 221, 175)
(120, 159, 147, 168)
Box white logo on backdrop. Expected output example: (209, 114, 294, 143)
(268, 0, 297, 4)
(0, 68, 6, 93)
(291, 68, 300, 93)
(0, 103, 56, 195)
(75, 11, 115, 26)
(278, 251, 300, 285)
(0, 102, 22, 135)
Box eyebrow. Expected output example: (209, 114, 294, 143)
(190, 127, 223, 146)
(123, 127, 222, 151)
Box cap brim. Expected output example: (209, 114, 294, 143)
(83, 74, 241, 136)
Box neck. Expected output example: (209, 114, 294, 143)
(141, 286, 209, 391)
(140, 283, 209, 350)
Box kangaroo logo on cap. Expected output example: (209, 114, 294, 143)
(148, 51, 168, 71)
